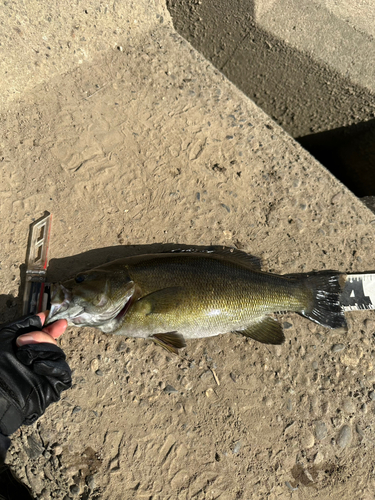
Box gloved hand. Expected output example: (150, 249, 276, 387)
(0, 314, 71, 462)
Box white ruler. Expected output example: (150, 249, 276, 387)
(341, 274, 375, 311)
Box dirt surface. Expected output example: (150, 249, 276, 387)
(1, 21, 375, 500)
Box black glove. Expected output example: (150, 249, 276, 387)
(0, 315, 71, 462)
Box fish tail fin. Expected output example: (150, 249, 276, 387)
(287, 272, 347, 329)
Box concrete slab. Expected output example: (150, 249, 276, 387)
(0, 0, 170, 109)
(1, 2, 375, 498)
(257, 0, 375, 92)
(167, 0, 375, 137)
(317, 0, 375, 39)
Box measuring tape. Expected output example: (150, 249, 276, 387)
(22, 212, 51, 316)
(341, 274, 375, 311)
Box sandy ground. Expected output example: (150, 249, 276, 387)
(1, 23, 375, 500)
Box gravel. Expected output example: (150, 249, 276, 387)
(314, 421, 328, 440)
(332, 344, 345, 352)
(164, 385, 178, 394)
(337, 425, 352, 449)
(232, 441, 241, 454)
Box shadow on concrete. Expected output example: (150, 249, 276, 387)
(167, 0, 375, 197)
(46, 243, 263, 282)
(297, 118, 375, 198)
(0, 294, 21, 325)
(167, 1, 375, 139)
(46, 243, 196, 282)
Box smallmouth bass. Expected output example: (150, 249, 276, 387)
(47, 249, 346, 353)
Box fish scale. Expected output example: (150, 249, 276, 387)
(120, 256, 307, 338)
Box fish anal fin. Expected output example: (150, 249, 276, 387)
(235, 317, 285, 345)
(153, 332, 186, 354)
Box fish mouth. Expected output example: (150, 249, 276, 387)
(46, 284, 75, 324)
(46, 283, 136, 329)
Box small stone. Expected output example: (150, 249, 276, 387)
(331, 416, 342, 428)
(232, 441, 241, 454)
(310, 395, 319, 414)
(284, 421, 295, 434)
(164, 385, 178, 394)
(263, 396, 273, 407)
(285, 481, 298, 491)
(314, 421, 327, 440)
(340, 348, 363, 367)
(70, 484, 80, 495)
(301, 468, 314, 483)
(26, 435, 44, 459)
(313, 451, 324, 464)
(364, 318, 375, 330)
(90, 359, 99, 372)
(301, 430, 315, 449)
(364, 360, 373, 372)
(180, 376, 193, 390)
(95, 369, 103, 376)
(200, 370, 213, 381)
(86, 474, 95, 490)
(337, 425, 351, 449)
(356, 424, 364, 437)
(230, 372, 237, 382)
(206, 388, 214, 398)
(283, 322, 293, 329)
(369, 391, 375, 400)
(343, 399, 355, 414)
(116, 341, 127, 352)
(53, 445, 63, 456)
(286, 398, 293, 411)
(312, 361, 318, 370)
(40, 488, 52, 500)
(332, 344, 345, 353)
(72, 406, 81, 414)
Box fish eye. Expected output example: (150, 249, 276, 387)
(75, 275, 85, 284)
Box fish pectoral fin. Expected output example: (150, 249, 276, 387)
(153, 332, 187, 354)
(138, 287, 185, 315)
(235, 317, 285, 345)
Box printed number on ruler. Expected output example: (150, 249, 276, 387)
(341, 274, 375, 311)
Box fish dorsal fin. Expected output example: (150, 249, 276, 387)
(135, 287, 184, 315)
(153, 332, 186, 354)
(170, 246, 261, 270)
(235, 317, 285, 345)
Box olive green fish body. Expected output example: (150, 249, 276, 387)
(118, 255, 310, 339)
(47, 250, 346, 349)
